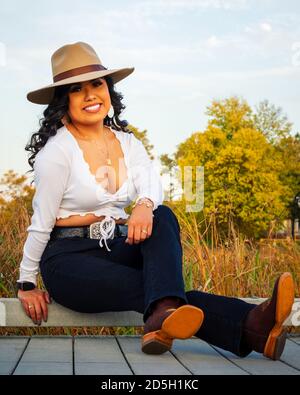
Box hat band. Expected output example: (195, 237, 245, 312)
(53, 64, 107, 82)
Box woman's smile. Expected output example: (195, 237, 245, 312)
(83, 103, 103, 113)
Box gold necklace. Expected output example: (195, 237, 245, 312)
(73, 126, 112, 165)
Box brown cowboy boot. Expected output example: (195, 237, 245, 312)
(242, 272, 295, 360)
(141, 296, 204, 355)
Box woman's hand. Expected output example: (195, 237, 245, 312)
(17, 288, 52, 325)
(125, 205, 153, 245)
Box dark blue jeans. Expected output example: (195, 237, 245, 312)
(40, 204, 256, 357)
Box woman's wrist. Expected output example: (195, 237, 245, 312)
(16, 281, 36, 291)
(132, 197, 154, 210)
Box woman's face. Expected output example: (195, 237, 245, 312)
(67, 77, 111, 125)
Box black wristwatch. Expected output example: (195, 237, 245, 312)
(17, 281, 36, 291)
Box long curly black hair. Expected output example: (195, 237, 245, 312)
(25, 75, 132, 184)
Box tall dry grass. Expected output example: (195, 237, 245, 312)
(0, 198, 299, 336)
(173, 202, 300, 298)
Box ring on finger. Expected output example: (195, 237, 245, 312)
(141, 229, 147, 234)
(28, 305, 34, 309)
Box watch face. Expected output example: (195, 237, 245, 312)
(18, 282, 35, 291)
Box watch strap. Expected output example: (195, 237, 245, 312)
(17, 282, 36, 291)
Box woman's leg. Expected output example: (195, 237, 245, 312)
(186, 290, 256, 357)
(40, 241, 147, 315)
(136, 204, 189, 321)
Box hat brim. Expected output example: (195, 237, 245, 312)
(26, 67, 135, 105)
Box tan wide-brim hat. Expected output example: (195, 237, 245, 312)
(26, 41, 135, 105)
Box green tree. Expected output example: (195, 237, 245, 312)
(159, 154, 177, 201)
(127, 124, 155, 159)
(253, 100, 292, 144)
(275, 133, 300, 204)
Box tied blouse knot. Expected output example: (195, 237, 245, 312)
(94, 215, 116, 252)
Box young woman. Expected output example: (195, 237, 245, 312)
(17, 42, 295, 359)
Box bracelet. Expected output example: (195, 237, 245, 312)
(132, 197, 154, 210)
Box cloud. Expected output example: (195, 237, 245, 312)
(34, 0, 250, 36)
(206, 35, 222, 48)
(133, 66, 300, 90)
(0, 42, 6, 67)
(135, 0, 249, 15)
(242, 18, 300, 63)
(4, 47, 56, 88)
(260, 22, 272, 32)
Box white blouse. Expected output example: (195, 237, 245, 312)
(17, 125, 164, 285)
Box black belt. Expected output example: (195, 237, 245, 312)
(50, 222, 128, 241)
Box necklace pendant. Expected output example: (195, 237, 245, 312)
(107, 158, 112, 165)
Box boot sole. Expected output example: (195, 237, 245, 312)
(141, 305, 204, 355)
(263, 272, 294, 360)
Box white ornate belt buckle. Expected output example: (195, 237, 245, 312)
(89, 221, 103, 239)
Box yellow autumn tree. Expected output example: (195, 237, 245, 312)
(175, 97, 289, 238)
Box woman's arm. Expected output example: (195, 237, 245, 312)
(125, 134, 164, 245)
(17, 142, 70, 286)
(129, 134, 164, 210)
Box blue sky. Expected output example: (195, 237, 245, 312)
(1, 0, 300, 185)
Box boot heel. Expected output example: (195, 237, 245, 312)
(263, 273, 294, 360)
(263, 325, 287, 360)
(141, 330, 174, 354)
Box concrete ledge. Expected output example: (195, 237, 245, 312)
(0, 298, 143, 327)
(0, 298, 299, 327)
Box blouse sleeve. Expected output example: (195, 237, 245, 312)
(17, 142, 70, 286)
(129, 133, 164, 211)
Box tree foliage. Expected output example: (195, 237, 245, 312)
(127, 124, 155, 160)
(175, 97, 298, 238)
(253, 99, 293, 144)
